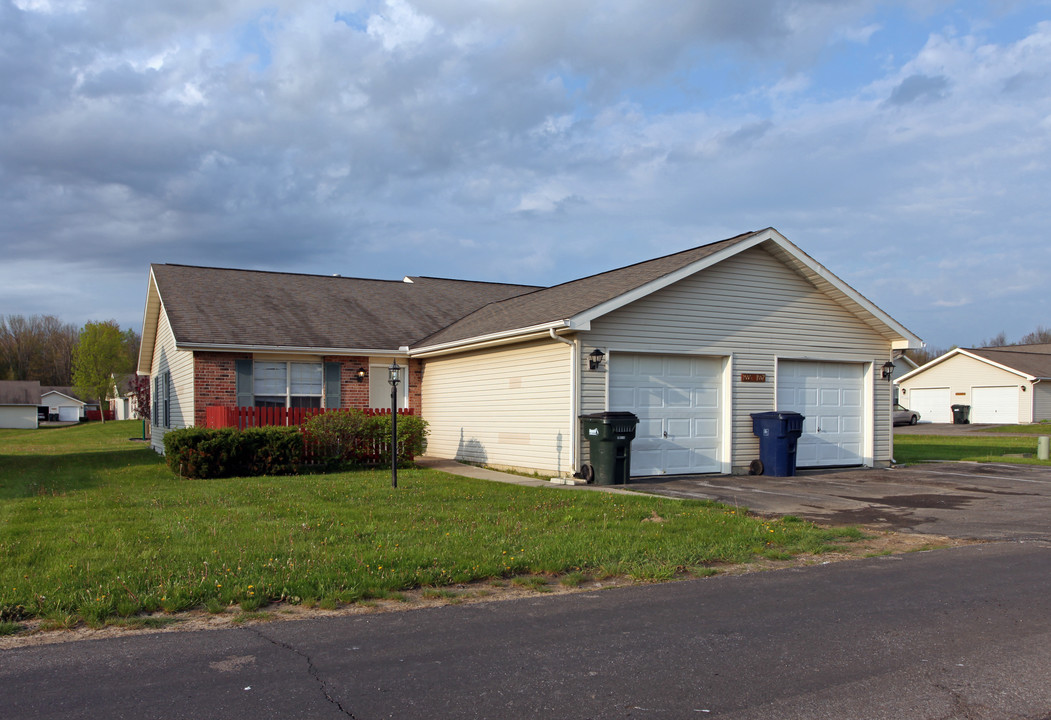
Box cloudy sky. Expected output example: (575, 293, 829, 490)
(2, 0, 1049, 350)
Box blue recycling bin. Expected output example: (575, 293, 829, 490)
(750, 411, 805, 476)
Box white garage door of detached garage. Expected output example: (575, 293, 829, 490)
(906, 388, 952, 424)
(777, 360, 865, 468)
(609, 353, 724, 476)
(971, 386, 1019, 424)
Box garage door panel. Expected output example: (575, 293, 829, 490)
(610, 352, 724, 476)
(665, 387, 691, 407)
(779, 360, 865, 468)
(906, 388, 951, 423)
(971, 386, 1018, 424)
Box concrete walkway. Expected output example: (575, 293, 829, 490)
(415, 456, 636, 494)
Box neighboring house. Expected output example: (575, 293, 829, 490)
(896, 344, 1051, 424)
(40, 386, 86, 422)
(0, 381, 41, 429)
(889, 354, 919, 404)
(139, 228, 921, 475)
(110, 374, 142, 420)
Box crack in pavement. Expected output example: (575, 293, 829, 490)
(242, 625, 357, 719)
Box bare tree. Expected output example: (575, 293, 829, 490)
(979, 330, 1009, 348)
(1019, 326, 1051, 345)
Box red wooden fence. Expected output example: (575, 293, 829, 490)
(85, 409, 116, 421)
(205, 405, 414, 430)
(204, 406, 417, 464)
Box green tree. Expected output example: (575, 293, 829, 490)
(72, 321, 132, 423)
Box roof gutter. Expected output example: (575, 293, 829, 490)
(409, 320, 571, 358)
(177, 342, 408, 356)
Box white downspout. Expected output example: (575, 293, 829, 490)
(549, 329, 579, 474)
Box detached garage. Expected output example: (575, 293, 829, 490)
(897, 344, 1051, 425)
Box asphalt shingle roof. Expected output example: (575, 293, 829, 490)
(151, 265, 540, 350)
(967, 344, 1051, 379)
(416, 231, 758, 347)
(151, 231, 763, 351)
(0, 381, 41, 405)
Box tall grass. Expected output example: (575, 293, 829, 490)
(1, 422, 859, 626)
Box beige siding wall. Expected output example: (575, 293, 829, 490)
(150, 307, 195, 452)
(582, 246, 894, 471)
(898, 354, 1031, 423)
(0, 406, 38, 429)
(421, 339, 573, 475)
(1034, 383, 1051, 422)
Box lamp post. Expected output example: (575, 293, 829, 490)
(388, 360, 401, 488)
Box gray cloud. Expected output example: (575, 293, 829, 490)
(886, 73, 950, 105)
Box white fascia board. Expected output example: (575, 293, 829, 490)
(957, 349, 1035, 381)
(137, 269, 161, 375)
(408, 320, 571, 357)
(41, 391, 85, 405)
(570, 229, 770, 328)
(177, 343, 407, 357)
(765, 232, 924, 349)
(568, 227, 922, 348)
(894, 348, 962, 383)
(896, 348, 1035, 384)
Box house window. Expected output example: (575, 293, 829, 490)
(153, 372, 171, 428)
(253, 362, 323, 409)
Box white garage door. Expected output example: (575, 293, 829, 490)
(58, 406, 80, 422)
(971, 386, 1019, 424)
(776, 360, 865, 468)
(906, 388, 952, 424)
(609, 353, 723, 476)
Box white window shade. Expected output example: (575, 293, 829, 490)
(290, 363, 323, 396)
(254, 362, 287, 396)
(369, 362, 409, 409)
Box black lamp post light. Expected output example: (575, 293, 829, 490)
(388, 360, 401, 488)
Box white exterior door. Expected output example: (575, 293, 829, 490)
(777, 360, 865, 468)
(970, 386, 1019, 424)
(609, 353, 724, 476)
(907, 387, 952, 424)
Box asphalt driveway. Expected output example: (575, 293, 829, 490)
(631, 461, 1051, 541)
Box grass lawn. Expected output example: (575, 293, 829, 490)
(1, 421, 862, 630)
(981, 423, 1051, 435)
(894, 433, 1051, 465)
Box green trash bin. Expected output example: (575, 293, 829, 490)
(579, 412, 639, 485)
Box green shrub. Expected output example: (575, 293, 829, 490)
(164, 426, 303, 478)
(302, 411, 428, 468)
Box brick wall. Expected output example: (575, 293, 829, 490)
(193, 352, 250, 427)
(323, 355, 371, 409)
(408, 358, 423, 413)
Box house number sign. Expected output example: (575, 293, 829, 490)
(741, 373, 767, 383)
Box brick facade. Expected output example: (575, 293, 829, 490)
(193, 352, 250, 427)
(194, 352, 420, 425)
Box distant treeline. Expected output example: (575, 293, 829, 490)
(905, 325, 1051, 367)
(0, 314, 139, 386)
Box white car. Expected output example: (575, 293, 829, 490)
(893, 403, 920, 426)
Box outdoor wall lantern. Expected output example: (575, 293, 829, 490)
(881, 360, 896, 381)
(589, 348, 606, 371)
(355, 366, 367, 382)
(388, 360, 402, 488)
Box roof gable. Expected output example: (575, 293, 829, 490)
(896, 344, 1051, 383)
(414, 228, 921, 352)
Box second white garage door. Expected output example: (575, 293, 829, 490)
(971, 386, 1019, 424)
(776, 360, 865, 468)
(609, 353, 724, 476)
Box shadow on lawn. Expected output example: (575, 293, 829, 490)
(0, 449, 165, 499)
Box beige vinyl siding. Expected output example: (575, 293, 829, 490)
(0, 406, 38, 429)
(421, 339, 573, 475)
(150, 306, 195, 452)
(581, 246, 893, 472)
(898, 354, 1030, 423)
(1034, 383, 1051, 422)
